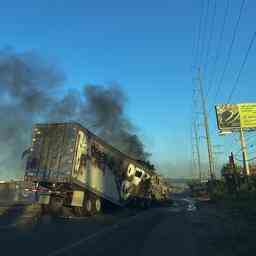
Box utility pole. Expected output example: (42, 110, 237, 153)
(191, 144, 197, 179)
(191, 127, 197, 179)
(197, 68, 215, 180)
(239, 127, 250, 175)
(194, 120, 202, 181)
(212, 145, 224, 175)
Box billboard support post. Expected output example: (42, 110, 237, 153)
(239, 127, 250, 175)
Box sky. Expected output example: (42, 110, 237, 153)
(0, 0, 256, 178)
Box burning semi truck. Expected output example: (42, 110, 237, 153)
(23, 123, 170, 216)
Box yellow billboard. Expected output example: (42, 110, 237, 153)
(239, 103, 256, 128)
(215, 104, 240, 131)
(215, 103, 256, 131)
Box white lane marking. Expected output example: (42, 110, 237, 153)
(47, 211, 147, 256)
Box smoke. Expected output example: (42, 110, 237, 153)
(48, 89, 82, 122)
(0, 48, 65, 179)
(79, 85, 150, 160)
(0, 48, 149, 179)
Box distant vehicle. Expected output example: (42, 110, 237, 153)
(23, 122, 170, 216)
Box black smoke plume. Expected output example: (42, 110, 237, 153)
(0, 48, 149, 179)
(0, 48, 65, 179)
(79, 85, 150, 160)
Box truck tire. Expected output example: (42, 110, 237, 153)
(73, 207, 83, 217)
(85, 199, 92, 215)
(94, 198, 102, 214)
(49, 196, 63, 215)
(61, 206, 73, 217)
(41, 204, 50, 215)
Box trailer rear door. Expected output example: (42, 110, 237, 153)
(29, 123, 78, 182)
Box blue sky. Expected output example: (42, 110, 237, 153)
(1, 0, 255, 178)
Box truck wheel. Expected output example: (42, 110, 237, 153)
(41, 204, 50, 215)
(85, 199, 92, 215)
(94, 198, 101, 213)
(61, 206, 73, 217)
(50, 196, 63, 215)
(73, 206, 83, 217)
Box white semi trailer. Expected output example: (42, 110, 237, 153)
(23, 122, 170, 216)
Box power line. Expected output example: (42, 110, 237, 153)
(206, 0, 230, 98)
(235, 156, 256, 162)
(246, 141, 256, 149)
(233, 146, 256, 156)
(245, 133, 256, 141)
(231, 133, 256, 143)
(227, 133, 256, 151)
(199, 0, 210, 69)
(227, 31, 256, 103)
(194, 0, 205, 68)
(204, 0, 217, 80)
(213, 0, 246, 102)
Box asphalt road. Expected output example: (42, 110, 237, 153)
(1, 194, 255, 256)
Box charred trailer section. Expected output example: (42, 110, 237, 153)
(23, 122, 170, 216)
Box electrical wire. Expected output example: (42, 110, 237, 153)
(204, 0, 217, 80)
(199, 0, 210, 69)
(194, 0, 205, 68)
(227, 31, 256, 103)
(213, 0, 246, 102)
(206, 0, 230, 98)
(235, 156, 256, 162)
